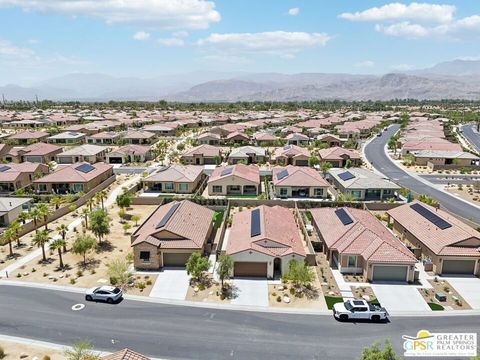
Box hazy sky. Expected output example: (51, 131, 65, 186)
(0, 0, 479, 85)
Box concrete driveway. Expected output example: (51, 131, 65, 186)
(231, 278, 269, 307)
(150, 267, 190, 300)
(443, 276, 480, 309)
(372, 284, 431, 312)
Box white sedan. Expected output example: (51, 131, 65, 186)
(85, 286, 123, 303)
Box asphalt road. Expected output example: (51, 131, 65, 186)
(0, 285, 479, 359)
(461, 124, 480, 153)
(419, 174, 480, 185)
(364, 125, 480, 225)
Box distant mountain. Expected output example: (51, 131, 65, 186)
(2, 61, 480, 102)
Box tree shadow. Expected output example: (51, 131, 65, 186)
(77, 258, 101, 271)
(96, 240, 115, 253)
(53, 264, 72, 272)
(222, 283, 240, 300)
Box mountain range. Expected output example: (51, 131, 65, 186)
(1, 60, 480, 102)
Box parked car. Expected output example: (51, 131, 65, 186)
(333, 299, 387, 321)
(85, 286, 123, 303)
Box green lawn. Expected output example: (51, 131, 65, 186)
(428, 302, 444, 311)
(325, 296, 344, 310)
(212, 210, 224, 229)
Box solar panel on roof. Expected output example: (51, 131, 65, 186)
(0, 165, 11, 172)
(335, 208, 354, 225)
(250, 208, 261, 237)
(276, 169, 289, 181)
(410, 203, 451, 230)
(220, 167, 233, 177)
(338, 171, 355, 181)
(156, 202, 180, 229)
(283, 145, 292, 150)
(75, 163, 95, 173)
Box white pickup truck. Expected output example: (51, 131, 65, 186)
(333, 299, 388, 322)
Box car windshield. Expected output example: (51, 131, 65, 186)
(113, 288, 121, 294)
(344, 301, 353, 311)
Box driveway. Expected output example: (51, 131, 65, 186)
(149, 267, 190, 300)
(443, 276, 480, 309)
(372, 284, 431, 312)
(231, 278, 269, 307)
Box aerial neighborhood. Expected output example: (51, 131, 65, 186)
(0, 104, 479, 358)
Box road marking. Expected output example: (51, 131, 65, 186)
(71, 303, 85, 311)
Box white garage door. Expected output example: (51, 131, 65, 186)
(442, 260, 476, 275)
(372, 265, 408, 282)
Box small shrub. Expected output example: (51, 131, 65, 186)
(90, 269, 96, 275)
(110, 276, 118, 285)
(220, 293, 225, 300)
(276, 296, 281, 302)
(137, 282, 146, 291)
(31, 268, 36, 273)
(16, 273, 21, 278)
(0, 345, 4, 359)
(443, 285, 450, 292)
(70, 278, 76, 285)
(42, 356, 51, 360)
(144, 275, 150, 280)
(289, 287, 295, 295)
(43, 272, 48, 277)
(76, 270, 83, 277)
(198, 283, 205, 291)
(146, 280, 152, 286)
(272, 292, 277, 297)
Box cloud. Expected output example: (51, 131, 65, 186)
(339, 2, 455, 24)
(172, 31, 189, 38)
(0, 0, 221, 29)
(133, 31, 150, 41)
(0, 39, 35, 59)
(288, 8, 300, 16)
(354, 60, 375, 68)
(157, 37, 185, 46)
(197, 31, 330, 58)
(375, 22, 429, 38)
(456, 55, 480, 61)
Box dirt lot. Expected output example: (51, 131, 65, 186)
(0, 340, 64, 360)
(185, 280, 225, 304)
(445, 185, 480, 206)
(7, 204, 158, 296)
(418, 279, 471, 310)
(350, 286, 378, 302)
(316, 253, 341, 297)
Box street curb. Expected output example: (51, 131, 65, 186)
(2, 280, 480, 317)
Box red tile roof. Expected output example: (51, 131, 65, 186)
(102, 348, 150, 360)
(208, 164, 260, 184)
(33, 162, 112, 184)
(272, 166, 329, 187)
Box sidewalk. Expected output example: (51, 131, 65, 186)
(331, 270, 355, 299)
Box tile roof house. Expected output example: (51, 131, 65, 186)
(411, 150, 479, 167)
(0, 144, 14, 162)
(227, 146, 267, 165)
(47, 131, 86, 144)
(9, 130, 49, 145)
(227, 205, 306, 278)
(272, 166, 330, 199)
(124, 130, 156, 145)
(387, 201, 480, 275)
(273, 145, 310, 166)
(198, 132, 221, 145)
(143, 165, 204, 194)
(328, 167, 400, 201)
(131, 200, 214, 269)
(253, 132, 279, 146)
(318, 146, 361, 168)
(33, 162, 113, 194)
(207, 164, 260, 196)
(317, 134, 343, 147)
(86, 131, 121, 145)
(0, 197, 32, 228)
(310, 207, 417, 282)
(181, 144, 221, 165)
(56, 144, 107, 164)
(11, 143, 63, 164)
(0, 162, 49, 193)
(224, 131, 250, 145)
(143, 123, 178, 136)
(286, 132, 309, 146)
(106, 145, 154, 164)
(101, 348, 150, 360)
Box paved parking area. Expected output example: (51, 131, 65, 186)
(443, 276, 480, 309)
(150, 267, 190, 300)
(231, 278, 269, 307)
(372, 284, 431, 312)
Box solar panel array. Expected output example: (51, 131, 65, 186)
(0, 165, 11, 172)
(156, 202, 180, 229)
(250, 208, 261, 237)
(276, 169, 289, 180)
(220, 167, 233, 177)
(410, 203, 452, 230)
(338, 171, 355, 181)
(76, 163, 95, 173)
(334, 208, 354, 225)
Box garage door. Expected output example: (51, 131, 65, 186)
(234, 262, 267, 277)
(372, 265, 408, 282)
(108, 157, 123, 164)
(163, 252, 191, 267)
(442, 260, 476, 275)
(295, 160, 308, 166)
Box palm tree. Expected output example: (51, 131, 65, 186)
(8, 221, 21, 247)
(28, 207, 41, 232)
(81, 208, 89, 229)
(56, 224, 68, 253)
(32, 229, 49, 262)
(50, 196, 62, 210)
(86, 198, 94, 211)
(2, 228, 14, 257)
(17, 211, 28, 225)
(95, 190, 107, 210)
(36, 203, 50, 231)
(50, 238, 66, 268)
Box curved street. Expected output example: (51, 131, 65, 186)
(460, 123, 480, 153)
(0, 285, 479, 360)
(364, 124, 480, 225)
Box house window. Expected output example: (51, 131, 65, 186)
(350, 190, 362, 199)
(347, 255, 356, 268)
(212, 185, 222, 193)
(178, 183, 188, 192)
(314, 188, 323, 197)
(383, 189, 393, 195)
(280, 188, 288, 197)
(73, 183, 84, 192)
(38, 184, 47, 192)
(164, 182, 174, 191)
(139, 251, 150, 263)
